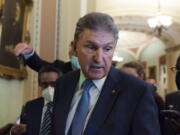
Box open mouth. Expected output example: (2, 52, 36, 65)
(90, 65, 104, 71)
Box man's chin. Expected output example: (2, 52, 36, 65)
(86, 73, 105, 80)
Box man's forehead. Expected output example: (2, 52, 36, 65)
(82, 29, 116, 42)
(83, 29, 114, 37)
(86, 40, 115, 46)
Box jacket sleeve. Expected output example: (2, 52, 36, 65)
(26, 52, 65, 72)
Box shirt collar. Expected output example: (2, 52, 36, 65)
(79, 70, 107, 92)
(44, 99, 49, 105)
(92, 77, 106, 91)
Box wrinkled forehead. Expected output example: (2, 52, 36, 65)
(77, 27, 118, 42)
(80, 29, 117, 43)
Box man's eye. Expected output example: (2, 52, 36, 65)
(104, 47, 112, 52)
(86, 45, 96, 50)
(103, 47, 114, 55)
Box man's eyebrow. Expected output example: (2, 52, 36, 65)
(85, 40, 115, 46)
(85, 40, 96, 45)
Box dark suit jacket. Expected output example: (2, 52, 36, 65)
(20, 97, 44, 135)
(164, 91, 180, 135)
(166, 91, 180, 111)
(26, 52, 73, 74)
(53, 67, 160, 135)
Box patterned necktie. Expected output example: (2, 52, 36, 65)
(40, 102, 53, 135)
(69, 80, 94, 135)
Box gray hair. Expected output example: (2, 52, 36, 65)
(74, 12, 119, 43)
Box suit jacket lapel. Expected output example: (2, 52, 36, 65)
(31, 98, 44, 135)
(54, 70, 80, 135)
(84, 67, 123, 135)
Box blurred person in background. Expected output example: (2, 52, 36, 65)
(10, 65, 61, 135)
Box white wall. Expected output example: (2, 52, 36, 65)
(140, 40, 166, 66)
(0, 78, 24, 126)
(139, 40, 166, 97)
(115, 50, 136, 68)
(58, 0, 82, 61)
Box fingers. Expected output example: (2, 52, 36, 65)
(14, 43, 33, 57)
(11, 124, 27, 135)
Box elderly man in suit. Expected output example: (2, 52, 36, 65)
(53, 12, 160, 135)
(10, 65, 62, 135)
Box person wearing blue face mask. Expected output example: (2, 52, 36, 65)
(13, 41, 80, 74)
(10, 65, 62, 135)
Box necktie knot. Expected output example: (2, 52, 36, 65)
(82, 80, 94, 93)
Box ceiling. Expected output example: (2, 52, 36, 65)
(96, 0, 180, 60)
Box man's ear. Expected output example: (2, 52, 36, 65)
(71, 41, 78, 56)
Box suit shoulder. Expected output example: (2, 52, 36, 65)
(54, 60, 73, 74)
(111, 68, 153, 95)
(25, 97, 44, 106)
(167, 91, 180, 95)
(166, 91, 180, 99)
(112, 67, 148, 86)
(54, 59, 65, 66)
(56, 70, 79, 83)
(53, 60, 65, 69)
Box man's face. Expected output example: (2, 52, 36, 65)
(39, 72, 59, 89)
(73, 29, 116, 80)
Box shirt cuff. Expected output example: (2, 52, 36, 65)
(23, 50, 34, 59)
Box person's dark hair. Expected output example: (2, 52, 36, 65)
(176, 55, 180, 70)
(74, 12, 119, 43)
(38, 65, 62, 84)
(122, 61, 146, 80)
(176, 55, 180, 90)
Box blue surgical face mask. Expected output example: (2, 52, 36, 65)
(70, 56, 80, 70)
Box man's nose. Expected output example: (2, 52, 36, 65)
(94, 49, 103, 62)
